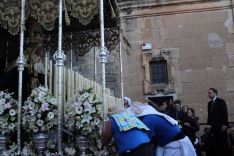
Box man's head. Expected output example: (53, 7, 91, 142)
(173, 99, 181, 111)
(123, 96, 131, 108)
(208, 88, 218, 100)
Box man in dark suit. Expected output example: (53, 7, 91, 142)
(207, 88, 231, 156)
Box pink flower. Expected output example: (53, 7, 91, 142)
(4, 102, 12, 109)
(83, 101, 91, 109)
(40, 103, 49, 111)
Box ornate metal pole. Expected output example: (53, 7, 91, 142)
(94, 46, 97, 81)
(99, 0, 108, 127)
(17, 0, 26, 154)
(45, 35, 50, 88)
(70, 32, 73, 70)
(119, 34, 124, 99)
(53, 0, 66, 155)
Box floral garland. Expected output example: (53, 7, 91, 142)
(22, 86, 57, 133)
(65, 87, 107, 155)
(0, 90, 18, 135)
(2, 141, 77, 156)
(0, 86, 116, 155)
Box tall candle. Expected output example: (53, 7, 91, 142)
(49, 60, 53, 93)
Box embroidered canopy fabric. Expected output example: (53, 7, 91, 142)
(0, 0, 119, 35)
(0, 0, 127, 56)
(44, 27, 120, 56)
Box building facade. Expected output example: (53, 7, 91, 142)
(118, 0, 234, 122)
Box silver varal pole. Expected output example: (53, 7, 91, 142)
(17, 0, 26, 154)
(70, 32, 73, 70)
(53, 0, 66, 155)
(45, 35, 50, 88)
(94, 47, 96, 81)
(119, 34, 124, 99)
(99, 0, 107, 127)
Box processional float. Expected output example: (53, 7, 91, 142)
(0, 0, 130, 155)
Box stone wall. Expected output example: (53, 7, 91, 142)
(119, 0, 234, 122)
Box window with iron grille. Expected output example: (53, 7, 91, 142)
(150, 59, 168, 84)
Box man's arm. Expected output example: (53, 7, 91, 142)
(220, 98, 229, 131)
(207, 102, 211, 126)
(101, 120, 113, 146)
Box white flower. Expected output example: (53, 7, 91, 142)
(33, 126, 39, 133)
(37, 120, 44, 127)
(0, 109, 4, 115)
(65, 147, 76, 156)
(48, 97, 57, 105)
(29, 110, 36, 116)
(22, 145, 31, 156)
(81, 114, 93, 124)
(8, 123, 15, 130)
(31, 117, 36, 122)
(0, 91, 4, 97)
(38, 86, 48, 92)
(46, 123, 53, 129)
(73, 102, 79, 106)
(37, 114, 41, 118)
(73, 96, 79, 103)
(38, 96, 46, 103)
(47, 112, 54, 120)
(38, 92, 46, 98)
(75, 106, 83, 115)
(0, 99, 6, 105)
(33, 97, 39, 103)
(83, 92, 89, 98)
(28, 102, 35, 110)
(31, 90, 38, 96)
(94, 118, 100, 125)
(4, 93, 11, 99)
(89, 106, 96, 114)
(9, 109, 16, 116)
(75, 122, 83, 129)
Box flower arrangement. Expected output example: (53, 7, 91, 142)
(65, 87, 106, 155)
(65, 87, 102, 136)
(22, 86, 57, 133)
(2, 141, 76, 156)
(0, 90, 18, 135)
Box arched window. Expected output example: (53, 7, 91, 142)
(150, 57, 168, 84)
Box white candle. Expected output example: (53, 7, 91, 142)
(67, 69, 71, 100)
(49, 60, 53, 93)
(54, 65, 57, 98)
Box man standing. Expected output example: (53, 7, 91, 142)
(207, 88, 230, 156)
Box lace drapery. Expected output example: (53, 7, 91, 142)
(0, 0, 118, 35)
(0, 0, 29, 35)
(44, 27, 120, 57)
(66, 0, 99, 25)
(30, 0, 58, 31)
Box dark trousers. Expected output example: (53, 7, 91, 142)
(211, 128, 231, 156)
(121, 143, 154, 156)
